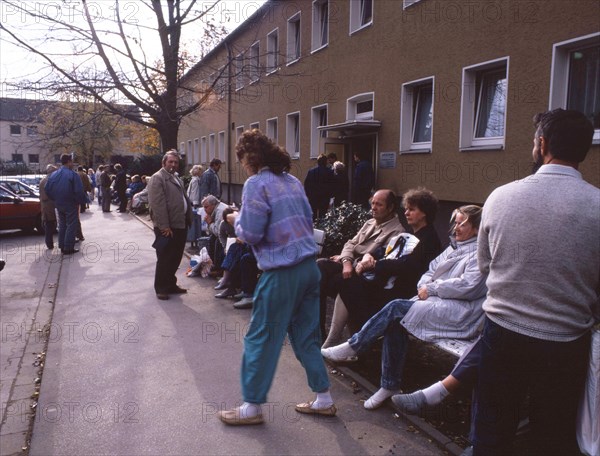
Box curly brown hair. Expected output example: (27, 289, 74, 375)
(402, 187, 438, 225)
(236, 129, 291, 175)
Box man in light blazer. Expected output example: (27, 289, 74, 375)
(147, 150, 193, 300)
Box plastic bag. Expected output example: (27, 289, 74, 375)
(186, 247, 213, 278)
(577, 327, 600, 456)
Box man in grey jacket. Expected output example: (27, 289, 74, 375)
(148, 150, 193, 300)
(473, 109, 599, 455)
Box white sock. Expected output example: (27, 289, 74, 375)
(329, 342, 356, 358)
(421, 381, 450, 405)
(364, 387, 399, 409)
(239, 402, 261, 418)
(312, 391, 334, 409)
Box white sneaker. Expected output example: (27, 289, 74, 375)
(320, 343, 357, 362)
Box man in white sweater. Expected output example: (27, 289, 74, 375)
(473, 109, 599, 455)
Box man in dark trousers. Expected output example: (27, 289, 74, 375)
(473, 109, 599, 455)
(304, 153, 335, 220)
(44, 154, 87, 255)
(147, 150, 192, 300)
(114, 163, 128, 212)
(99, 165, 112, 212)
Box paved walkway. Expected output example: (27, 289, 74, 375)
(1, 203, 452, 455)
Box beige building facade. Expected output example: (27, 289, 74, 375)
(178, 0, 600, 208)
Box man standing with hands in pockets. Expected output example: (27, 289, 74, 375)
(147, 150, 192, 301)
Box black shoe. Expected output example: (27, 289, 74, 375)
(61, 249, 80, 255)
(169, 286, 187, 294)
(0, 259, 5, 272)
(156, 293, 169, 300)
(46, 244, 54, 250)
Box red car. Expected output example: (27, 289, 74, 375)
(0, 184, 43, 233)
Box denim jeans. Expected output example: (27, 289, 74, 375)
(473, 317, 590, 456)
(56, 204, 79, 251)
(348, 298, 415, 390)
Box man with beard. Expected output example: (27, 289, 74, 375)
(473, 109, 599, 455)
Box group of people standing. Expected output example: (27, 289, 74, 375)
(304, 149, 374, 220)
(146, 111, 598, 455)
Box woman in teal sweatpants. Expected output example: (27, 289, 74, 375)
(218, 128, 336, 426)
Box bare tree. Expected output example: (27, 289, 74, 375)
(0, 0, 228, 151)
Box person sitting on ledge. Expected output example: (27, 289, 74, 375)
(322, 205, 488, 410)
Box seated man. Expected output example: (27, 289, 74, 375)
(201, 195, 229, 274)
(322, 205, 487, 410)
(317, 189, 403, 338)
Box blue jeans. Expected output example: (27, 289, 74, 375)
(473, 317, 590, 456)
(348, 298, 414, 390)
(56, 204, 78, 251)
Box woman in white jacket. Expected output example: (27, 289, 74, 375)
(322, 205, 487, 409)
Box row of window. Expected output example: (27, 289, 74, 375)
(9, 125, 38, 137)
(9, 154, 39, 163)
(186, 32, 598, 164)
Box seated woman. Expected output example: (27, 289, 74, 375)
(322, 205, 487, 409)
(322, 188, 442, 347)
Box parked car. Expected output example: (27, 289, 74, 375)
(0, 177, 40, 198)
(11, 174, 45, 192)
(0, 184, 43, 233)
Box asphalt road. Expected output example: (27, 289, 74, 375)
(1, 203, 449, 456)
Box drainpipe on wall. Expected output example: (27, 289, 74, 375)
(225, 41, 233, 205)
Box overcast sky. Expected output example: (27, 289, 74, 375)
(0, 0, 266, 98)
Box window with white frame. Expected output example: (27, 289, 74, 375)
(460, 58, 508, 149)
(10, 125, 21, 136)
(286, 112, 301, 159)
(194, 138, 200, 164)
(180, 142, 185, 155)
(266, 117, 278, 143)
(235, 125, 245, 143)
(550, 33, 600, 142)
(249, 42, 260, 83)
(218, 131, 225, 161)
(287, 12, 301, 64)
(350, 0, 373, 34)
(187, 140, 193, 160)
(250, 122, 259, 130)
(400, 77, 434, 153)
(27, 126, 38, 137)
(209, 134, 216, 160)
(266, 29, 279, 74)
(312, 0, 329, 52)
(28, 154, 39, 164)
(311, 105, 328, 158)
(201, 137, 207, 163)
(235, 52, 245, 90)
(347, 93, 374, 121)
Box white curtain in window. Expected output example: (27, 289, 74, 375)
(475, 69, 507, 138)
(320, 2, 329, 46)
(412, 85, 433, 143)
(360, 0, 373, 26)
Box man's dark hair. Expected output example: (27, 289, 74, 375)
(533, 109, 594, 163)
(77, 166, 84, 172)
(210, 158, 222, 167)
(317, 154, 328, 166)
(60, 153, 72, 165)
(402, 187, 438, 225)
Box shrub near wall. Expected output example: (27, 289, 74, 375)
(314, 202, 371, 257)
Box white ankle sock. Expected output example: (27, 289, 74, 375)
(329, 342, 356, 358)
(239, 402, 261, 418)
(421, 381, 450, 405)
(312, 391, 334, 409)
(364, 387, 399, 410)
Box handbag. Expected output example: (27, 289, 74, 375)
(577, 326, 600, 456)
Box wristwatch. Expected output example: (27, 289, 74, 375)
(341, 258, 352, 264)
